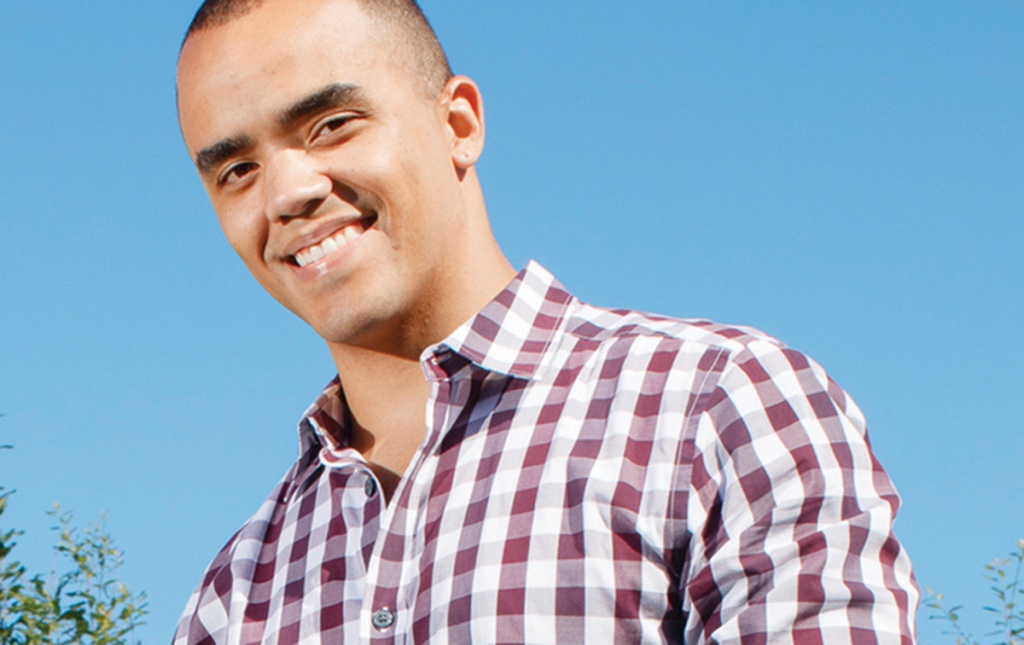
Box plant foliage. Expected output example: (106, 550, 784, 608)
(0, 479, 146, 644)
(927, 539, 1024, 645)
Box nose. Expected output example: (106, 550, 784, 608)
(263, 149, 332, 222)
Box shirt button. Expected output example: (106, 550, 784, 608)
(372, 608, 394, 630)
(364, 475, 377, 498)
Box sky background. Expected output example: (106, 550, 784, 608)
(1, 2, 1021, 643)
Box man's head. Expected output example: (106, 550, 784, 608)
(176, 0, 512, 358)
(183, 0, 453, 99)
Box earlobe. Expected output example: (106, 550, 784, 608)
(444, 76, 485, 170)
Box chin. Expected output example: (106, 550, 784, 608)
(310, 308, 393, 349)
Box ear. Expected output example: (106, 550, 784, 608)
(441, 76, 485, 170)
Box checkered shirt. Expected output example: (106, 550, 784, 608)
(173, 261, 918, 644)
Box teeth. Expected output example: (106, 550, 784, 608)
(293, 221, 368, 267)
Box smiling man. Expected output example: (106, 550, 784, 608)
(174, 0, 918, 643)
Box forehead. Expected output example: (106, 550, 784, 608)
(176, 0, 397, 151)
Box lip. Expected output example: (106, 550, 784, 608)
(276, 213, 378, 280)
(280, 214, 375, 262)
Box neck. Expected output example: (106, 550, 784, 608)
(333, 344, 430, 492)
(327, 254, 505, 500)
(328, 243, 513, 435)
(327, 181, 515, 498)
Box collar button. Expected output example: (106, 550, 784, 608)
(363, 475, 377, 498)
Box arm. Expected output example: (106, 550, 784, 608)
(681, 340, 917, 644)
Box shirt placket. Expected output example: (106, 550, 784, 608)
(305, 424, 384, 645)
(360, 348, 461, 644)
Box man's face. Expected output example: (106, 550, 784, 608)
(177, 0, 474, 352)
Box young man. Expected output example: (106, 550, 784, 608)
(174, 0, 918, 642)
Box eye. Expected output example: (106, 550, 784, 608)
(311, 113, 358, 143)
(217, 161, 258, 187)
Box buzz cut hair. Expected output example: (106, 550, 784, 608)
(183, 0, 454, 96)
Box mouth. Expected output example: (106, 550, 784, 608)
(289, 215, 377, 268)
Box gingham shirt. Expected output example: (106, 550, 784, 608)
(174, 261, 918, 644)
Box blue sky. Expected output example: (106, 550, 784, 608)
(2, 2, 1021, 642)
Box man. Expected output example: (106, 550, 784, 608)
(174, 0, 918, 642)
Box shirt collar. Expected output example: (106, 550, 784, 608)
(298, 260, 576, 453)
(428, 260, 576, 381)
(298, 376, 348, 457)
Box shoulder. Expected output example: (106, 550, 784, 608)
(565, 300, 789, 356)
(561, 301, 858, 418)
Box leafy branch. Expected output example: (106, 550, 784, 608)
(927, 539, 1024, 645)
(0, 437, 146, 644)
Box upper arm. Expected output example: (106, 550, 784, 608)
(680, 341, 917, 644)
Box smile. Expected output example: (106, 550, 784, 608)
(292, 217, 375, 268)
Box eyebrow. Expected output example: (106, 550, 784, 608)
(278, 82, 368, 129)
(193, 83, 368, 176)
(195, 135, 253, 176)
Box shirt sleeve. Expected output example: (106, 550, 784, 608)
(680, 339, 918, 644)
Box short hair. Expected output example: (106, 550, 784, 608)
(183, 0, 453, 96)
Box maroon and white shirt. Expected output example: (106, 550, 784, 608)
(174, 261, 918, 644)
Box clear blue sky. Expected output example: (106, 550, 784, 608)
(2, 2, 1021, 643)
